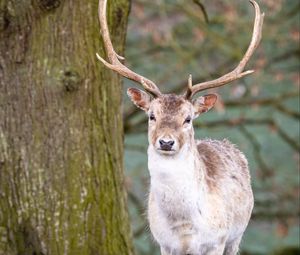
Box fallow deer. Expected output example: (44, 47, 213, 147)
(96, 0, 264, 254)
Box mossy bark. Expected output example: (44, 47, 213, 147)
(0, 0, 134, 254)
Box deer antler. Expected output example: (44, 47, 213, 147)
(96, 0, 162, 97)
(185, 0, 264, 99)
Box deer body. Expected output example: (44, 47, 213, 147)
(139, 94, 253, 255)
(148, 137, 253, 254)
(97, 0, 263, 254)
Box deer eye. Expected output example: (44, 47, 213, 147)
(149, 113, 156, 121)
(184, 116, 191, 124)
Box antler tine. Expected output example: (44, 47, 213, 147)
(185, 0, 264, 99)
(96, 0, 162, 97)
(185, 74, 193, 99)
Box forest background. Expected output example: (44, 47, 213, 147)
(0, 0, 298, 254)
(124, 0, 299, 254)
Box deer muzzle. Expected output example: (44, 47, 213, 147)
(155, 135, 179, 155)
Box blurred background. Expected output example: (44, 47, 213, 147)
(122, 0, 299, 254)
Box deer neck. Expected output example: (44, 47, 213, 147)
(148, 140, 206, 215)
(148, 139, 202, 183)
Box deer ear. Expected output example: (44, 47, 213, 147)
(127, 88, 151, 112)
(193, 94, 217, 117)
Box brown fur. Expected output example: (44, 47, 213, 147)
(159, 94, 185, 114)
(197, 139, 250, 192)
(149, 95, 188, 149)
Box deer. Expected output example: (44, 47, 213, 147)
(96, 0, 264, 254)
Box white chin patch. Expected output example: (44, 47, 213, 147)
(156, 148, 177, 156)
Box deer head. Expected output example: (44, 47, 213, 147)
(96, 0, 264, 156)
(127, 89, 217, 155)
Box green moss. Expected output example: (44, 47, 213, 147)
(0, 0, 134, 254)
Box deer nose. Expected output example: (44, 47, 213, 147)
(159, 139, 175, 151)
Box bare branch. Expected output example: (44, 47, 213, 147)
(239, 125, 273, 180)
(274, 104, 300, 120)
(252, 209, 300, 220)
(225, 91, 299, 108)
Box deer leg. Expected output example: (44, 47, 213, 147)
(224, 237, 242, 255)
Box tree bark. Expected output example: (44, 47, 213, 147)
(0, 0, 134, 254)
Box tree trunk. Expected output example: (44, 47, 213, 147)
(0, 0, 134, 254)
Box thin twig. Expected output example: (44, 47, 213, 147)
(224, 91, 298, 108)
(274, 104, 300, 120)
(192, 0, 209, 23)
(252, 209, 300, 220)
